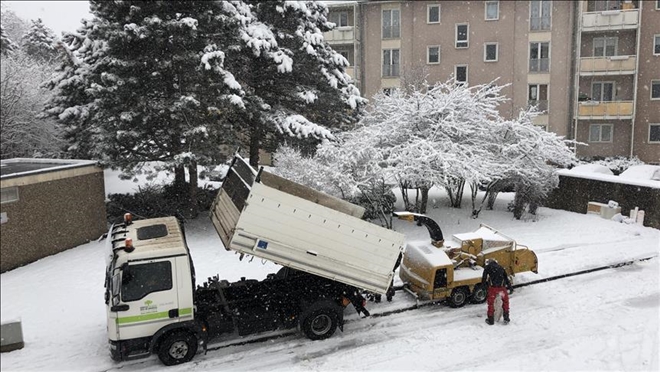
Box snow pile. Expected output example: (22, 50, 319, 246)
(619, 165, 660, 181)
(568, 164, 614, 175)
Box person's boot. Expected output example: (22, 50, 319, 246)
(485, 315, 494, 325)
(503, 312, 510, 324)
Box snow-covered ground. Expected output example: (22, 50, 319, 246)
(1, 175, 658, 371)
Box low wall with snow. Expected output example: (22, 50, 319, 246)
(546, 171, 660, 229)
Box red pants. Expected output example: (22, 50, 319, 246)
(487, 287, 509, 317)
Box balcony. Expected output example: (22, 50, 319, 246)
(579, 55, 636, 76)
(581, 9, 638, 32)
(323, 27, 355, 44)
(578, 101, 633, 119)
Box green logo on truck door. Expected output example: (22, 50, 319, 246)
(140, 300, 157, 314)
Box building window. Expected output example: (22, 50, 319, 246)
(529, 42, 549, 72)
(530, 0, 551, 31)
(485, 1, 499, 20)
(455, 65, 468, 85)
(528, 84, 548, 112)
(383, 49, 400, 77)
(657, 0, 660, 10)
(337, 49, 352, 65)
(589, 124, 613, 143)
(484, 43, 498, 62)
(654, 35, 660, 55)
(592, 81, 615, 102)
(594, 37, 618, 57)
(428, 46, 440, 64)
(455, 24, 469, 48)
(428, 4, 440, 23)
(329, 11, 349, 27)
(652, 80, 660, 100)
(593, 0, 623, 11)
(382, 9, 400, 39)
(649, 124, 660, 143)
(0, 187, 19, 204)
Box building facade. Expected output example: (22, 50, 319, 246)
(0, 159, 107, 272)
(324, 0, 660, 164)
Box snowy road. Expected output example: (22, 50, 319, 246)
(1, 194, 659, 371)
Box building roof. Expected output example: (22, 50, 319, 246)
(0, 158, 99, 180)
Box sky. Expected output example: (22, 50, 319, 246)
(1, 1, 92, 35)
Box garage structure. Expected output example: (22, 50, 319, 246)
(1, 159, 107, 272)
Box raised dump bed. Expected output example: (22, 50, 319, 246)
(211, 155, 405, 294)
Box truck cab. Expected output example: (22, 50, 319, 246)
(105, 216, 198, 363)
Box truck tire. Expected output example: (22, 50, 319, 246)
(448, 287, 469, 308)
(301, 307, 338, 340)
(157, 331, 198, 366)
(470, 283, 487, 304)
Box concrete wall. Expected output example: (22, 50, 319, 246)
(0, 167, 107, 272)
(546, 174, 660, 228)
(633, 0, 660, 164)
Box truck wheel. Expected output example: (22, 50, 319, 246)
(301, 308, 338, 340)
(470, 284, 487, 304)
(157, 331, 198, 366)
(448, 287, 468, 308)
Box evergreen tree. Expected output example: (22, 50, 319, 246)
(1, 24, 17, 56)
(22, 18, 57, 62)
(45, 1, 363, 216)
(205, 0, 366, 166)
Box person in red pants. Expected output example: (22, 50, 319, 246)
(481, 259, 514, 325)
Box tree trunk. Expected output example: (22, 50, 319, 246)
(419, 186, 429, 214)
(249, 120, 261, 168)
(487, 191, 499, 210)
(188, 160, 199, 217)
(174, 165, 186, 191)
(399, 180, 412, 211)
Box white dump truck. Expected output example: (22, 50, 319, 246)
(104, 154, 405, 365)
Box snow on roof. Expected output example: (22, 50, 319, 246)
(619, 165, 660, 182)
(568, 164, 614, 176)
(0, 158, 98, 180)
(558, 167, 660, 189)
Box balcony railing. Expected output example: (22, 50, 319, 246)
(581, 9, 638, 32)
(578, 101, 634, 118)
(579, 55, 636, 75)
(323, 26, 355, 44)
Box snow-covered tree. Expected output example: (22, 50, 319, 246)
(275, 78, 578, 220)
(21, 18, 57, 62)
(203, 0, 366, 166)
(1, 8, 30, 47)
(44, 0, 363, 216)
(1, 24, 17, 56)
(1, 49, 63, 158)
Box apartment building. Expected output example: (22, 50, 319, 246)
(324, 0, 660, 164)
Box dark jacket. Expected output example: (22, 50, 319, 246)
(482, 261, 512, 289)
